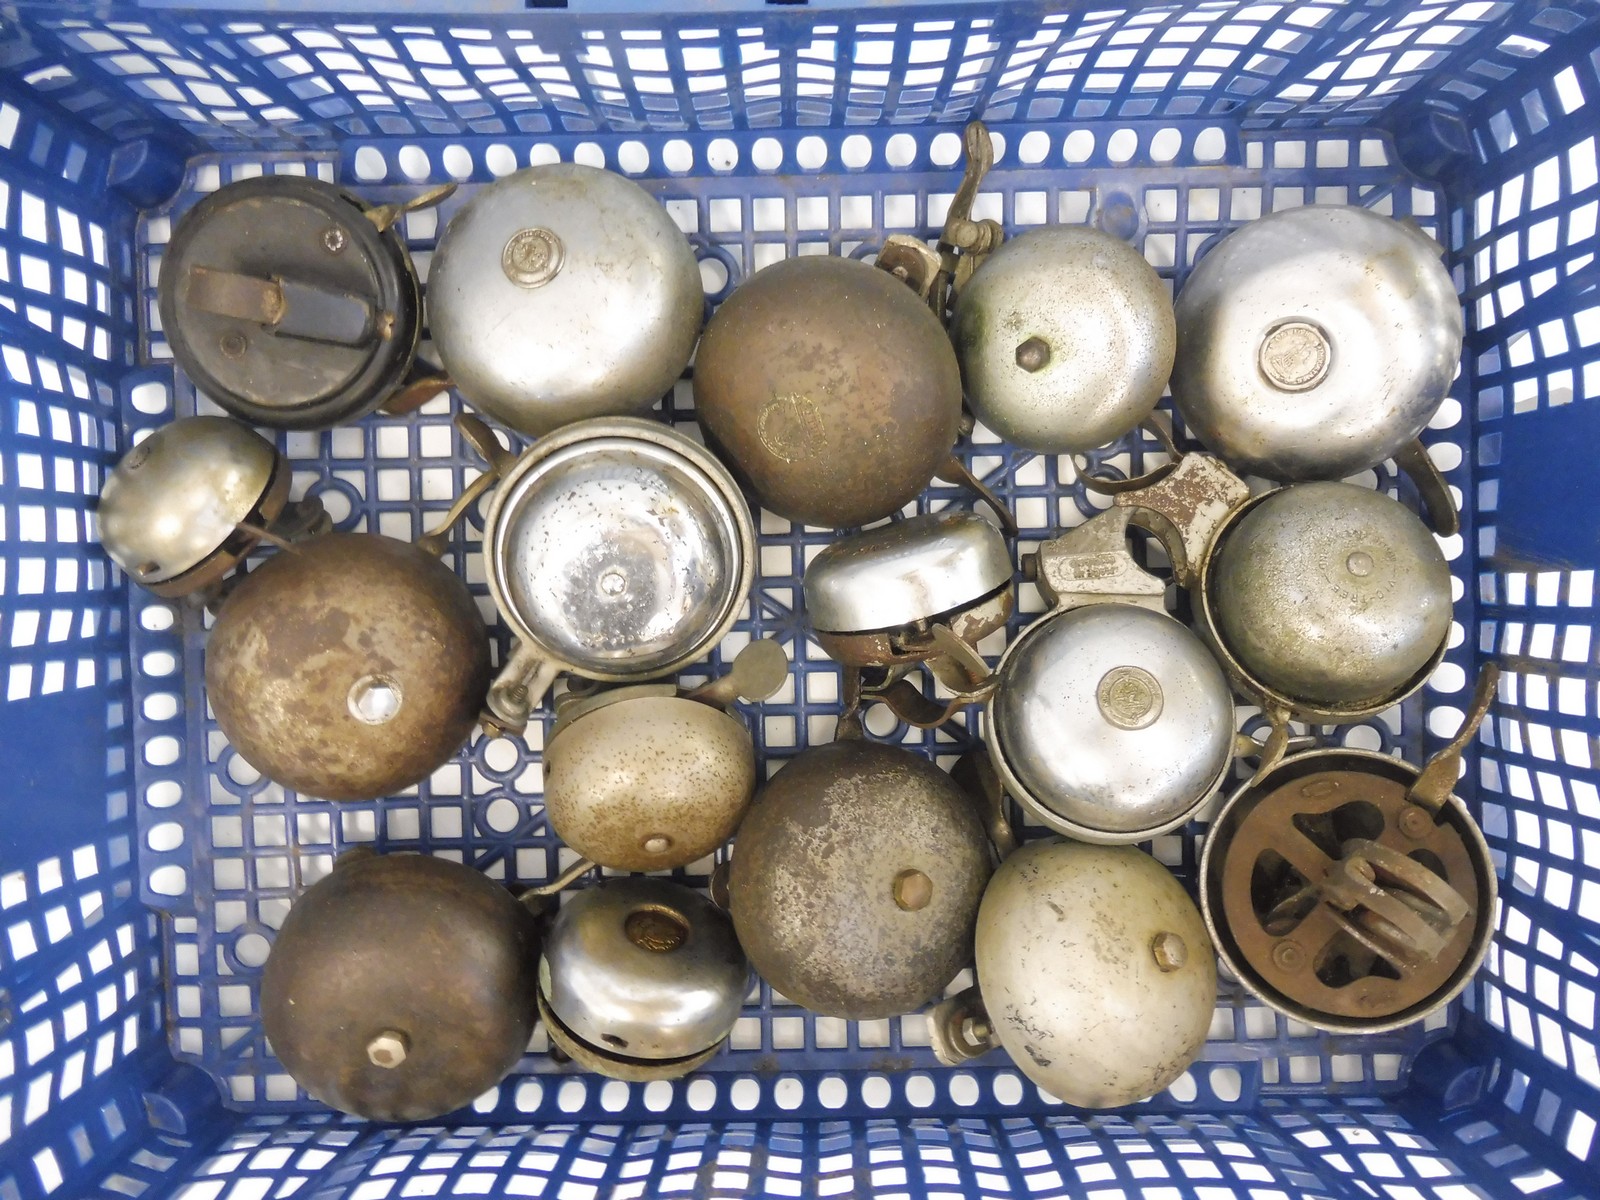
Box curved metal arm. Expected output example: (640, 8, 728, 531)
(1408, 662, 1499, 812)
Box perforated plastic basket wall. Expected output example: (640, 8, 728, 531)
(1, 1, 1598, 1197)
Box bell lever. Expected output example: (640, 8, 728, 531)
(379, 367, 453, 417)
(363, 181, 458, 236)
(1408, 661, 1500, 813)
(940, 121, 1004, 298)
(935, 455, 1019, 537)
(455, 411, 519, 476)
(415, 471, 498, 559)
(951, 749, 1018, 861)
(1393, 438, 1462, 538)
(682, 638, 791, 708)
(182, 265, 375, 348)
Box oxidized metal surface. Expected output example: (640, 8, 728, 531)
(260, 853, 539, 1121)
(1204, 481, 1452, 712)
(544, 694, 756, 871)
(206, 533, 491, 801)
(1200, 749, 1495, 1033)
(803, 511, 1013, 634)
(1171, 205, 1463, 480)
(814, 589, 1012, 670)
(989, 604, 1235, 842)
(692, 255, 963, 529)
(159, 175, 421, 430)
(539, 879, 747, 1072)
(428, 163, 703, 435)
(727, 738, 992, 1020)
(484, 418, 754, 680)
(98, 416, 282, 590)
(975, 840, 1217, 1108)
(952, 226, 1174, 453)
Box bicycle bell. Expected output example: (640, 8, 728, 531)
(542, 640, 789, 872)
(727, 737, 993, 1020)
(538, 878, 747, 1081)
(1200, 666, 1498, 1033)
(692, 254, 964, 529)
(98, 415, 324, 598)
(988, 508, 1236, 842)
(803, 510, 1013, 689)
(932, 839, 1216, 1108)
(261, 851, 539, 1121)
(456, 414, 756, 734)
(160, 175, 448, 429)
(428, 163, 702, 436)
(1171, 205, 1463, 482)
(206, 518, 491, 801)
(951, 226, 1175, 453)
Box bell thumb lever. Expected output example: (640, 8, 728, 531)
(682, 639, 791, 707)
(1408, 661, 1499, 812)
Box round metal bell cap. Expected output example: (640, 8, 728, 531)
(952, 226, 1175, 454)
(1206, 482, 1453, 712)
(540, 878, 747, 1064)
(483, 417, 755, 682)
(544, 693, 756, 872)
(989, 604, 1235, 842)
(803, 510, 1013, 634)
(1171, 205, 1463, 481)
(159, 176, 421, 430)
(692, 254, 963, 529)
(976, 839, 1216, 1108)
(428, 163, 703, 436)
(205, 532, 492, 802)
(260, 852, 540, 1122)
(727, 738, 993, 1020)
(98, 416, 280, 588)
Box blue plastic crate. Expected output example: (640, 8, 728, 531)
(1, 1, 1598, 1197)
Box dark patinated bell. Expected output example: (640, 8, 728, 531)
(261, 852, 540, 1121)
(205, 532, 490, 801)
(727, 738, 993, 1020)
(692, 255, 963, 529)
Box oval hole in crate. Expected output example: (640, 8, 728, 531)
(147, 821, 184, 852)
(1150, 127, 1183, 163)
(662, 140, 694, 173)
(617, 141, 649, 174)
(131, 384, 169, 416)
(397, 145, 431, 181)
(149, 864, 187, 897)
(574, 142, 605, 169)
(530, 143, 561, 166)
(441, 144, 474, 180)
(774, 1076, 804, 1110)
(484, 797, 521, 834)
(796, 137, 828, 170)
(905, 1073, 936, 1108)
(1018, 130, 1051, 164)
(485, 144, 517, 177)
(730, 1077, 760, 1111)
(140, 604, 174, 632)
(1342, 724, 1384, 751)
(226, 753, 261, 787)
(472, 1088, 499, 1115)
(929, 131, 962, 166)
(145, 735, 181, 767)
(146, 780, 182, 809)
(949, 1073, 980, 1107)
(752, 137, 783, 171)
(1063, 130, 1096, 163)
(707, 138, 738, 171)
(1194, 127, 1228, 162)
(143, 693, 178, 722)
(817, 1076, 847, 1109)
(1210, 1066, 1243, 1102)
(687, 1078, 717, 1111)
(699, 256, 728, 295)
(1430, 661, 1467, 694)
(1108, 128, 1138, 163)
(234, 932, 271, 968)
(1167, 1071, 1199, 1102)
(142, 650, 176, 677)
(483, 737, 520, 773)
(557, 1079, 587, 1113)
(993, 1073, 1024, 1105)
(841, 135, 871, 168)
(643, 1080, 672, 1112)
(1428, 705, 1466, 738)
(353, 146, 386, 181)
(885, 133, 917, 167)
(861, 1076, 891, 1108)
(600, 1080, 630, 1112)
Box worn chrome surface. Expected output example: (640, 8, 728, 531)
(1171, 205, 1463, 480)
(976, 839, 1217, 1108)
(540, 878, 747, 1068)
(260, 853, 539, 1122)
(953, 226, 1174, 453)
(206, 532, 491, 801)
(803, 510, 1013, 634)
(727, 738, 992, 1020)
(692, 254, 963, 529)
(1200, 748, 1495, 1033)
(484, 418, 754, 680)
(99, 416, 280, 585)
(990, 604, 1235, 842)
(544, 694, 756, 871)
(428, 163, 702, 435)
(1205, 481, 1452, 712)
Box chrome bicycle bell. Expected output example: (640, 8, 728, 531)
(542, 641, 788, 872)
(458, 415, 756, 734)
(932, 839, 1216, 1109)
(160, 176, 447, 429)
(728, 737, 993, 1020)
(803, 510, 1013, 687)
(693, 254, 964, 529)
(1172, 205, 1463, 482)
(1200, 667, 1498, 1033)
(98, 415, 324, 598)
(952, 226, 1175, 453)
(538, 878, 747, 1081)
(428, 163, 703, 436)
(261, 851, 540, 1121)
(989, 508, 1236, 842)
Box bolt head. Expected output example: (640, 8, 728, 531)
(1151, 931, 1188, 972)
(219, 331, 248, 359)
(1015, 336, 1052, 373)
(642, 834, 673, 855)
(321, 226, 348, 254)
(893, 868, 933, 912)
(1398, 806, 1434, 840)
(1271, 941, 1305, 972)
(366, 1029, 409, 1068)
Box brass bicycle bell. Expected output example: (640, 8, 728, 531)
(428, 163, 703, 436)
(952, 226, 1175, 453)
(1171, 205, 1463, 510)
(456, 415, 756, 734)
(542, 640, 789, 872)
(692, 254, 964, 529)
(1200, 667, 1498, 1033)
(160, 175, 449, 429)
(261, 851, 540, 1121)
(727, 736, 993, 1020)
(98, 415, 325, 598)
(538, 878, 748, 1081)
(205, 507, 492, 800)
(931, 839, 1216, 1109)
